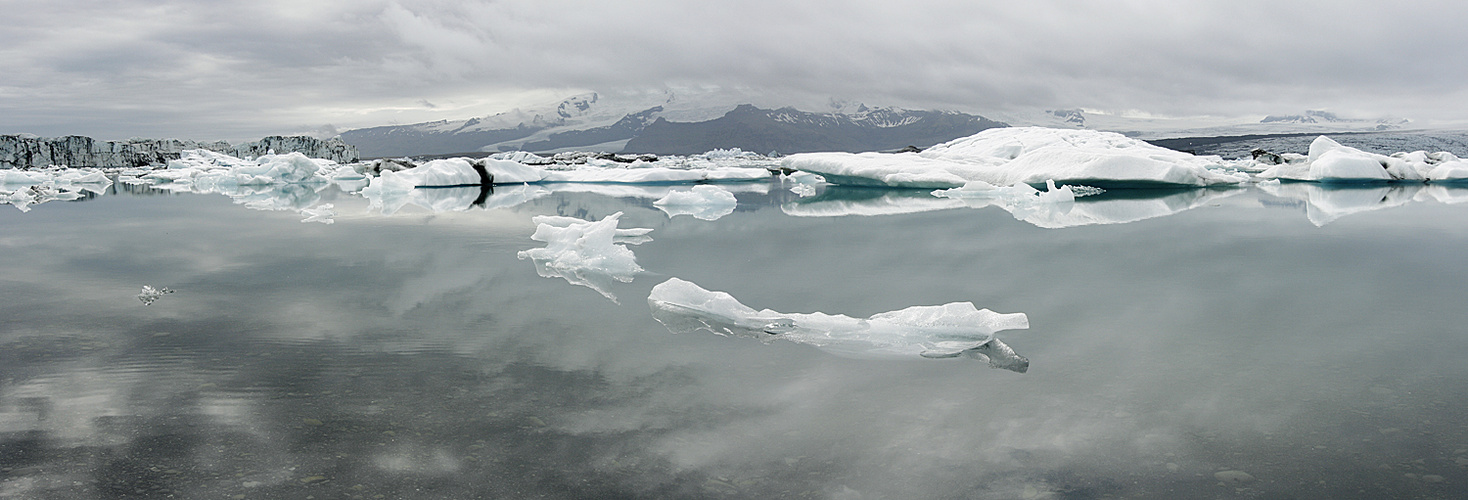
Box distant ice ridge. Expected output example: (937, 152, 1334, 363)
(783, 127, 1251, 188)
(1255, 136, 1468, 182)
(653, 185, 738, 220)
(648, 277, 1031, 371)
(516, 212, 653, 302)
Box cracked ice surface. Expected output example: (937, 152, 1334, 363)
(648, 277, 1030, 371)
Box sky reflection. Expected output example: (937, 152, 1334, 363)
(3, 184, 1468, 498)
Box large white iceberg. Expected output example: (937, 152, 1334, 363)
(648, 277, 1031, 371)
(1257, 136, 1468, 182)
(782, 127, 1250, 188)
(516, 212, 653, 302)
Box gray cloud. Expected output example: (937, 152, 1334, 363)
(2, 0, 1466, 140)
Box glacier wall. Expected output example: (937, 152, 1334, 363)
(0, 135, 359, 169)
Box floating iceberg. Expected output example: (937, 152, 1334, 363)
(653, 185, 738, 220)
(141, 150, 336, 186)
(1257, 136, 1468, 183)
(782, 127, 1250, 188)
(357, 156, 770, 191)
(516, 212, 652, 302)
(648, 278, 1031, 371)
(0, 166, 112, 212)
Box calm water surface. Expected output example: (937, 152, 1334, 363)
(3, 180, 1468, 499)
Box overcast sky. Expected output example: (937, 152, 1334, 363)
(3, 0, 1467, 141)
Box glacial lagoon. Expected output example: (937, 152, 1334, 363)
(4, 179, 1468, 499)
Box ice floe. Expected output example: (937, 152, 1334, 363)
(516, 212, 652, 302)
(653, 184, 738, 220)
(648, 277, 1031, 371)
(1257, 136, 1468, 182)
(782, 127, 1251, 188)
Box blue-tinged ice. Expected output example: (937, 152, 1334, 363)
(653, 184, 738, 220)
(516, 212, 652, 302)
(782, 127, 1250, 188)
(647, 278, 1031, 371)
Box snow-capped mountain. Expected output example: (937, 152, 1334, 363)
(623, 105, 1005, 155)
(339, 92, 1006, 157)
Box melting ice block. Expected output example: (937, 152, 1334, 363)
(517, 212, 652, 302)
(648, 278, 1031, 371)
(782, 127, 1249, 188)
(653, 184, 738, 220)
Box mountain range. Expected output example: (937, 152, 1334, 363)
(339, 93, 1006, 158)
(338, 91, 1428, 158)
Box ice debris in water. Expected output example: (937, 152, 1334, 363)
(781, 127, 1250, 188)
(647, 277, 1031, 372)
(653, 184, 738, 221)
(137, 285, 173, 306)
(516, 212, 653, 302)
(300, 203, 335, 224)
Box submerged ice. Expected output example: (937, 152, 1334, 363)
(648, 277, 1031, 371)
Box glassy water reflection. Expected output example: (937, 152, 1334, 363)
(4, 181, 1468, 499)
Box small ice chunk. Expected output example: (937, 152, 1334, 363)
(516, 212, 651, 302)
(648, 277, 1030, 370)
(653, 185, 738, 220)
(138, 285, 173, 306)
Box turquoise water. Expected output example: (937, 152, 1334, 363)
(3, 180, 1468, 499)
